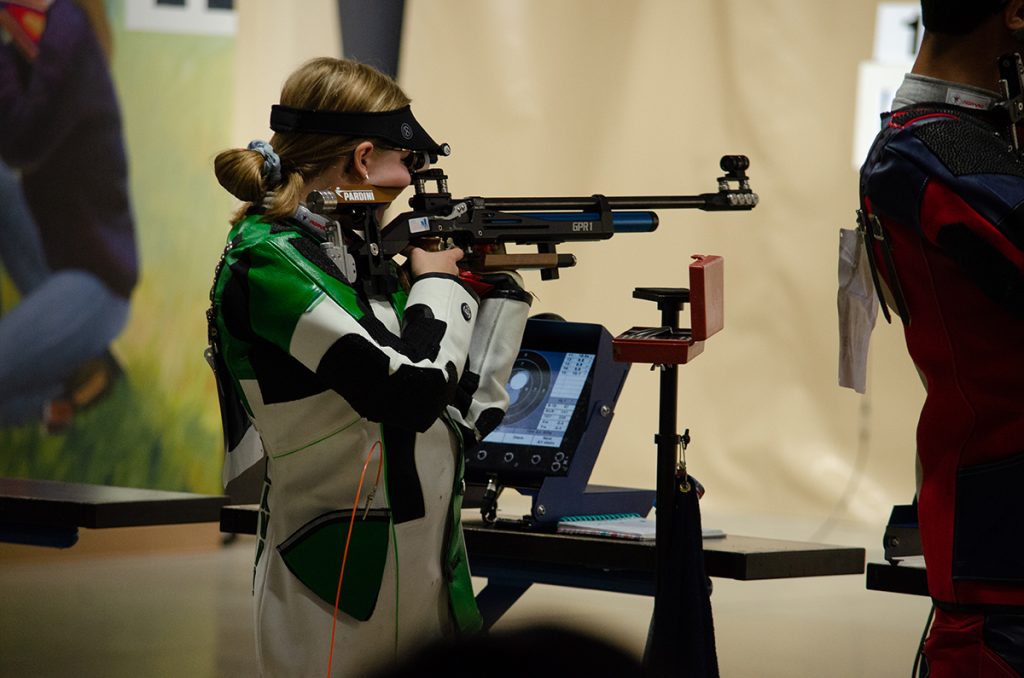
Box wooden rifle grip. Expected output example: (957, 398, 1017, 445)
(473, 253, 561, 271)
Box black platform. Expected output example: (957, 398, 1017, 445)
(0, 477, 229, 548)
(866, 560, 929, 597)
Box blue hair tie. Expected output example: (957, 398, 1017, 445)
(247, 140, 282, 188)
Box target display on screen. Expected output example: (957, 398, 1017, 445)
(464, 318, 638, 515)
(484, 350, 595, 448)
(468, 340, 597, 483)
(500, 351, 551, 426)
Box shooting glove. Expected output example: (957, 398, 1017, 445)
(447, 271, 531, 445)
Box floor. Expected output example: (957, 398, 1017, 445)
(0, 507, 932, 678)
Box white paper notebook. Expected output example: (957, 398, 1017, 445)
(556, 513, 725, 541)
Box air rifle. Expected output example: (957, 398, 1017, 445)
(305, 154, 758, 296)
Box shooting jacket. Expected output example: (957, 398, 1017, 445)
(859, 78, 1024, 611)
(209, 213, 530, 676)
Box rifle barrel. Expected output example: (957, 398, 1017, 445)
(480, 195, 711, 211)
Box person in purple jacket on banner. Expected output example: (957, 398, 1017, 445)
(0, 0, 135, 431)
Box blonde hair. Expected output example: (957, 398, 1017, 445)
(214, 57, 411, 223)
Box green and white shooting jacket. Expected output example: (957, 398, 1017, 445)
(209, 213, 530, 677)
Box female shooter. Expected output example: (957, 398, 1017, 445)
(210, 57, 531, 677)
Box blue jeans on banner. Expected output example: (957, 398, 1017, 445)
(0, 160, 47, 294)
(0, 162, 129, 425)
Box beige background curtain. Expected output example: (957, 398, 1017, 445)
(233, 0, 924, 534)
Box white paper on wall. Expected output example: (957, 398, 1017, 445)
(852, 3, 920, 169)
(873, 3, 923, 64)
(125, 0, 237, 36)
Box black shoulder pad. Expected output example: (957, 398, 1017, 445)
(911, 113, 1024, 178)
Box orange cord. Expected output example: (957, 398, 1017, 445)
(326, 440, 384, 678)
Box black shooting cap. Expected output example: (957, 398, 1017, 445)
(269, 104, 451, 158)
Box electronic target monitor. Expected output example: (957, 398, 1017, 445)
(465, 318, 625, 490)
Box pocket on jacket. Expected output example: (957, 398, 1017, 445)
(277, 509, 390, 621)
(953, 451, 1024, 584)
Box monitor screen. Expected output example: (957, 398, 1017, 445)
(469, 347, 596, 483)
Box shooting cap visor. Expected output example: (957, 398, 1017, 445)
(270, 104, 451, 159)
